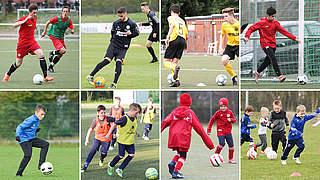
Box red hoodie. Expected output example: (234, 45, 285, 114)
(245, 17, 296, 49)
(161, 106, 214, 152)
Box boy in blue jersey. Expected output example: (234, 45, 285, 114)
(281, 105, 320, 165)
(241, 105, 257, 150)
(15, 105, 49, 176)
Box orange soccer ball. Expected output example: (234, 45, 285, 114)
(94, 77, 106, 88)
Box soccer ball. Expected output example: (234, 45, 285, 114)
(145, 167, 158, 179)
(94, 77, 106, 88)
(40, 162, 53, 175)
(264, 147, 272, 154)
(167, 73, 174, 84)
(33, 74, 44, 85)
(247, 149, 257, 160)
(216, 74, 227, 86)
(297, 75, 308, 85)
(210, 154, 224, 167)
(267, 150, 277, 160)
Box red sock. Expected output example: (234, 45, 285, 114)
(229, 146, 234, 160)
(174, 157, 186, 171)
(215, 144, 224, 154)
(172, 154, 179, 162)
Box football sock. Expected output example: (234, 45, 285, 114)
(249, 142, 254, 150)
(118, 155, 133, 170)
(90, 59, 110, 76)
(100, 152, 107, 160)
(110, 155, 121, 167)
(215, 144, 224, 154)
(39, 57, 48, 77)
(53, 50, 61, 55)
(224, 63, 236, 77)
(51, 56, 61, 67)
(172, 154, 179, 163)
(147, 47, 157, 60)
(113, 61, 122, 83)
(174, 157, 185, 171)
(7, 63, 18, 76)
(145, 128, 150, 137)
(83, 161, 89, 170)
(164, 61, 175, 72)
(229, 146, 234, 160)
(111, 138, 117, 147)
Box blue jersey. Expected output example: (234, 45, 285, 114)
(241, 113, 256, 135)
(15, 114, 39, 144)
(288, 109, 320, 140)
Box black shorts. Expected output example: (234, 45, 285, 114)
(164, 36, 186, 59)
(241, 133, 253, 142)
(223, 45, 239, 60)
(148, 32, 159, 42)
(104, 44, 127, 61)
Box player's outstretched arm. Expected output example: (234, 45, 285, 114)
(207, 112, 217, 135)
(192, 112, 214, 150)
(244, 22, 262, 42)
(41, 20, 51, 38)
(276, 22, 296, 41)
(85, 127, 93, 146)
(304, 108, 320, 121)
(13, 15, 32, 28)
(161, 113, 173, 132)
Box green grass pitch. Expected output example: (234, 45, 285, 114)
(0, 144, 79, 179)
(0, 40, 79, 89)
(81, 104, 160, 180)
(161, 124, 239, 180)
(241, 112, 320, 179)
(161, 55, 239, 89)
(241, 80, 320, 89)
(81, 34, 159, 89)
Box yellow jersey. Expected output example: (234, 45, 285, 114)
(117, 115, 137, 145)
(143, 106, 155, 124)
(221, 20, 239, 46)
(167, 15, 188, 41)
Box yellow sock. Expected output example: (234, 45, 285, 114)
(224, 63, 236, 77)
(163, 61, 176, 72)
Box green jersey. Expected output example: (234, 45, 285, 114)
(48, 16, 70, 39)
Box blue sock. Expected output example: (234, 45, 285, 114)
(145, 129, 149, 137)
(83, 161, 89, 170)
(119, 156, 133, 170)
(110, 155, 121, 167)
(111, 138, 117, 147)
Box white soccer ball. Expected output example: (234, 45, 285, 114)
(145, 167, 158, 179)
(216, 74, 227, 86)
(40, 162, 53, 175)
(210, 154, 224, 167)
(33, 74, 44, 85)
(297, 75, 308, 85)
(264, 147, 272, 154)
(167, 73, 174, 84)
(247, 149, 257, 160)
(267, 150, 277, 160)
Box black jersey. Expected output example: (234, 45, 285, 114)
(142, 10, 159, 33)
(110, 18, 140, 49)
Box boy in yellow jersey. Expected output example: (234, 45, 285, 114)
(163, 4, 188, 87)
(141, 98, 157, 140)
(108, 96, 125, 150)
(106, 103, 142, 178)
(219, 8, 239, 85)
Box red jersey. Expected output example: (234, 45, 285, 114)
(49, 16, 74, 30)
(245, 17, 296, 49)
(207, 109, 236, 136)
(17, 16, 37, 45)
(161, 106, 214, 151)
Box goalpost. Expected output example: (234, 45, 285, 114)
(240, 0, 320, 83)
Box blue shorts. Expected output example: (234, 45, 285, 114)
(118, 143, 135, 156)
(145, 123, 152, 131)
(112, 127, 117, 134)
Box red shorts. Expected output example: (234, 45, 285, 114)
(50, 35, 66, 50)
(16, 41, 41, 58)
(171, 147, 189, 152)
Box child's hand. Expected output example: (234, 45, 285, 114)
(136, 132, 141, 137)
(270, 124, 274, 128)
(85, 139, 89, 146)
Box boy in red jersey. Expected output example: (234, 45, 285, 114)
(81, 105, 115, 172)
(41, 6, 74, 73)
(244, 7, 300, 83)
(207, 98, 236, 163)
(2, 4, 53, 82)
(161, 93, 214, 179)
(108, 96, 125, 150)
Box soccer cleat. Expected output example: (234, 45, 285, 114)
(2, 73, 10, 82)
(279, 75, 286, 83)
(87, 75, 94, 86)
(99, 159, 104, 167)
(232, 75, 238, 85)
(44, 76, 54, 82)
(281, 160, 287, 165)
(107, 162, 114, 176)
(48, 51, 55, 63)
(172, 171, 184, 179)
(260, 150, 265, 154)
(228, 159, 236, 164)
(48, 65, 54, 73)
(81, 169, 85, 173)
(173, 65, 180, 80)
(149, 59, 158, 63)
(142, 134, 146, 139)
(108, 83, 117, 89)
(115, 168, 123, 178)
(293, 157, 301, 164)
(254, 70, 260, 83)
(254, 144, 257, 152)
(15, 174, 23, 177)
(168, 161, 176, 175)
(170, 80, 180, 87)
(144, 136, 150, 141)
